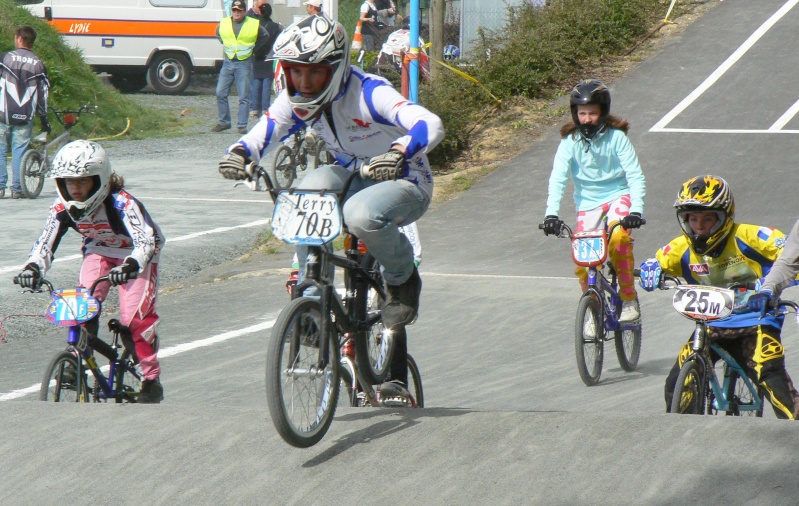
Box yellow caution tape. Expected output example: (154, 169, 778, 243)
(427, 56, 502, 105)
(88, 118, 131, 141)
(663, 0, 678, 22)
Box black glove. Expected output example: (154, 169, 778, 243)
(361, 149, 406, 182)
(108, 258, 139, 286)
(14, 263, 41, 289)
(620, 212, 643, 230)
(542, 215, 563, 236)
(218, 147, 250, 180)
(40, 116, 51, 134)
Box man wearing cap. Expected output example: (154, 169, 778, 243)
(305, 0, 323, 16)
(213, 0, 268, 134)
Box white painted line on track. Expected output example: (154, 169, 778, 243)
(651, 0, 799, 132)
(423, 272, 573, 280)
(769, 97, 799, 131)
(0, 219, 270, 275)
(0, 319, 275, 401)
(139, 197, 273, 203)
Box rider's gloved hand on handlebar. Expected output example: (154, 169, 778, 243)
(361, 149, 406, 181)
(638, 258, 663, 292)
(620, 212, 643, 230)
(542, 215, 563, 236)
(14, 263, 41, 289)
(748, 286, 776, 317)
(108, 258, 139, 286)
(218, 146, 250, 180)
(39, 116, 51, 134)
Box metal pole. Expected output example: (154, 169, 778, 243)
(409, 0, 419, 102)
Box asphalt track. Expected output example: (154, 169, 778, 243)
(3, 0, 799, 503)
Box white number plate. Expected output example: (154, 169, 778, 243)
(672, 285, 734, 322)
(271, 191, 342, 245)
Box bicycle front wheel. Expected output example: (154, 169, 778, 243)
(407, 353, 424, 408)
(269, 144, 296, 190)
(20, 149, 45, 199)
(40, 351, 90, 402)
(575, 293, 604, 386)
(724, 369, 764, 417)
(614, 325, 641, 372)
(671, 360, 706, 415)
(266, 297, 340, 448)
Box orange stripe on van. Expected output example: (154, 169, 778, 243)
(49, 19, 218, 38)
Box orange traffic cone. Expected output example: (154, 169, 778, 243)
(352, 20, 363, 51)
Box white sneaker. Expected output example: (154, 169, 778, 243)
(619, 300, 640, 323)
(583, 316, 597, 339)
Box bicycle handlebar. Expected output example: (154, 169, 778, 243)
(14, 275, 111, 295)
(538, 219, 646, 239)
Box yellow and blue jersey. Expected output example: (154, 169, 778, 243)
(656, 223, 787, 328)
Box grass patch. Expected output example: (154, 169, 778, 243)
(252, 229, 284, 255)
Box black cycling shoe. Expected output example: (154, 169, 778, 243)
(381, 268, 422, 330)
(378, 380, 411, 407)
(138, 378, 164, 404)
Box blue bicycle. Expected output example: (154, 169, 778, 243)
(541, 220, 644, 386)
(662, 276, 797, 416)
(15, 276, 142, 403)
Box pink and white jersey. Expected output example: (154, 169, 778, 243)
(230, 66, 445, 198)
(26, 190, 166, 275)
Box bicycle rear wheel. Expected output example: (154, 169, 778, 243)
(614, 325, 641, 372)
(266, 297, 340, 448)
(724, 369, 764, 417)
(355, 255, 394, 385)
(407, 353, 424, 408)
(20, 149, 45, 199)
(671, 360, 706, 415)
(40, 351, 90, 402)
(575, 293, 604, 386)
(269, 144, 296, 190)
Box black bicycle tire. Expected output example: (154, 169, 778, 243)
(614, 325, 642, 372)
(670, 359, 706, 415)
(266, 297, 340, 448)
(20, 149, 45, 199)
(269, 144, 296, 190)
(724, 369, 764, 417)
(40, 351, 90, 402)
(115, 351, 142, 403)
(407, 353, 424, 408)
(575, 293, 604, 386)
(353, 254, 395, 385)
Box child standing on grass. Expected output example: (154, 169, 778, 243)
(13, 140, 166, 403)
(542, 79, 646, 323)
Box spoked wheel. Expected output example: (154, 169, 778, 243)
(20, 149, 45, 199)
(614, 325, 641, 372)
(355, 254, 395, 385)
(670, 360, 706, 415)
(724, 369, 764, 417)
(40, 351, 90, 402)
(407, 353, 424, 408)
(269, 144, 296, 190)
(115, 352, 142, 403)
(575, 293, 604, 386)
(266, 297, 340, 448)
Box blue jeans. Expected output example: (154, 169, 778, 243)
(0, 121, 32, 193)
(249, 76, 273, 116)
(296, 164, 430, 287)
(216, 58, 252, 129)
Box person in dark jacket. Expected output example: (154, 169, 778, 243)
(0, 25, 50, 199)
(247, 1, 282, 119)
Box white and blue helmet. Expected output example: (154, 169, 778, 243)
(51, 140, 110, 220)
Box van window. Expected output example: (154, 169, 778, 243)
(149, 0, 209, 6)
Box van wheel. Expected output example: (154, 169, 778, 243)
(108, 74, 148, 93)
(147, 52, 191, 95)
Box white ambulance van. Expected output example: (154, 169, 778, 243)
(15, 0, 225, 94)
